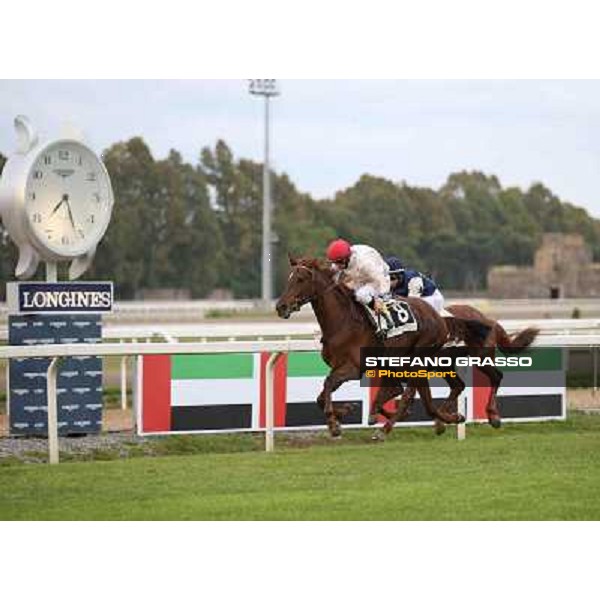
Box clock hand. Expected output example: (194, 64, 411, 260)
(64, 196, 77, 231)
(50, 195, 67, 216)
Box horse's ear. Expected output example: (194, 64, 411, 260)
(288, 252, 298, 266)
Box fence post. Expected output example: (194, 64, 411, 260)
(265, 352, 281, 452)
(120, 338, 127, 410)
(593, 346, 598, 397)
(457, 394, 466, 441)
(5, 360, 10, 424)
(46, 357, 61, 464)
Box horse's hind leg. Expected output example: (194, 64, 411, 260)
(476, 364, 503, 428)
(418, 382, 463, 425)
(429, 373, 467, 435)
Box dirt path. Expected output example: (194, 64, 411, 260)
(0, 408, 133, 437)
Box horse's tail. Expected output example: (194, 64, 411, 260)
(446, 317, 492, 346)
(495, 324, 540, 354)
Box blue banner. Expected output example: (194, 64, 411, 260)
(7, 281, 113, 314)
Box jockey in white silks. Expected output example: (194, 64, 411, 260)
(326, 239, 394, 330)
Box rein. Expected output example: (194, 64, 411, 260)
(292, 264, 364, 325)
(293, 264, 338, 304)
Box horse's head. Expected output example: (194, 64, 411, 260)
(276, 255, 333, 319)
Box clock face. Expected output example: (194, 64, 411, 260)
(23, 140, 113, 258)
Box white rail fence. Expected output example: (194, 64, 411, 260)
(1, 334, 599, 464)
(3, 318, 598, 412)
(110, 321, 600, 410)
(0, 340, 315, 464)
(2, 317, 600, 343)
(3, 317, 593, 415)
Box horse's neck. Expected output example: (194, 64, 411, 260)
(311, 281, 367, 340)
(311, 296, 336, 339)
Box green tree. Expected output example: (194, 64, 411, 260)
(151, 150, 224, 297)
(200, 141, 262, 298)
(319, 174, 422, 262)
(0, 152, 17, 297)
(90, 138, 157, 297)
(90, 138, 223, 298)
(272, 172, 336, 294)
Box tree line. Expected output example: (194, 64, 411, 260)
(1, 138, 599, 298)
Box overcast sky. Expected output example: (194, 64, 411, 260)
(1, 79, 599, 217)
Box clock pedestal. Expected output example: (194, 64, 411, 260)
(8, 313, 103, 436)
(0, 116, 115, 436)
(6, 281, 113, 436)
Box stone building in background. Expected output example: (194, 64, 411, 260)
(488, 234, 600, 298)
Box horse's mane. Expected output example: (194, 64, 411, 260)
(295, 256, 366, 325)
(296, 257, 330, 271)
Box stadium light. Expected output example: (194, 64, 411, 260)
(248, 79, 280, 306)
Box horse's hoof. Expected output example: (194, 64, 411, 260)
(367, 414, 378, 426)
(489, 418, 502, 429)
(371, 431, 384, 442)
(434, 422, 446, 436)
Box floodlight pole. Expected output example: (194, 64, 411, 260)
(249, 79, 279, 308)
(263, 94, 272, 306)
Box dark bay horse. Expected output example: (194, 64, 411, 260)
(276, 257, 476, 437)
(445, 303, 539, 426)
(386, 303, 540, 431)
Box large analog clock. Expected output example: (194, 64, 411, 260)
(0, 116, 114, 279)
(25, 140, 113, 258)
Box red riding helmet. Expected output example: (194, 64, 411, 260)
(326, 239, 352, 262)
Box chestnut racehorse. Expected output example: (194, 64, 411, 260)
(275, 257, 485, 437)
(445, 304, 539, 425)
(385, 303, 539, 431)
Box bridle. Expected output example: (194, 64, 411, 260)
(286, 264, 338, 312)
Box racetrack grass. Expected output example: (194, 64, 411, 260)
(1, 413, 600, 520)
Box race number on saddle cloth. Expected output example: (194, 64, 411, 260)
(365, 298, 418, 338)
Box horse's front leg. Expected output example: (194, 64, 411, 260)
(316, 364, 359, 437)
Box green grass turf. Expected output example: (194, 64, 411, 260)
(1, 413, 600, 520)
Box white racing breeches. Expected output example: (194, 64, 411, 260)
(420, 289, 445, 313)
(355, 285, 378, 306)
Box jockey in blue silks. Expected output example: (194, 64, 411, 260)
(385, 256, 445, 313)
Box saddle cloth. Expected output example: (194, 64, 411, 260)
(366, 299, 418, 339)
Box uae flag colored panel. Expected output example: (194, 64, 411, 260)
(283, 352, 368, 427)
(473, 348, 565, 421)
(140, 353, 261, 433)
